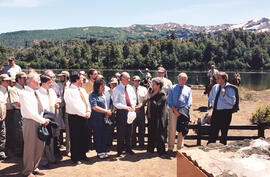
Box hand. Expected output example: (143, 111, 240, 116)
(44, 119, 50, 126)
(15, 102, 20, 107)
(127, 106, 135, 112)
(55, 103, 60, 109)
(221, 88, 226, 96)
(85, 111, 91, 119)
(106, 110, 112, 117)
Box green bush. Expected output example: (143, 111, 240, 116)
(251, 104, 270, 124)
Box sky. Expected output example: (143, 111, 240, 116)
(0, 0, 270, 34)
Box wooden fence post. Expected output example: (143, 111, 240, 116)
(197, 118, 202, 146)
(258, 118, 265, 138)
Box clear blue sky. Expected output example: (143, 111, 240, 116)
(0, 0, 269, 34)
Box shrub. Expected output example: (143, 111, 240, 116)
(251, 104, 270, 124)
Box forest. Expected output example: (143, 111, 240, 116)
(0, 29, 269, 71)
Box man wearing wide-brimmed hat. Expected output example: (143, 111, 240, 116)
(3, 57, 22, 78)
(8, 72, 27, 156)
(0, 74, 11, 160)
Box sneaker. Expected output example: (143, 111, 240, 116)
(97, 153, 106, 159)
(104, 152, 108, 158)
(0, 152, 7, 160)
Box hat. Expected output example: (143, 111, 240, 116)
(58, 71, 70, 77)
(16, 72, 27, 79)
(127, 111, 136, 124)
(145, 68, 150, 72)
(0, 74, 11, 81)
(80, 71, 86, 75)
(158, 67, 166, 73)
(115, 72, 121, 77)
(8, 57, 15, 61)
(110, 78, 118, 84)
(133, 75, 141, 81)
(11, 77, 16, 82)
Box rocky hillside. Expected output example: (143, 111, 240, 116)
(0, 17, 269, 48)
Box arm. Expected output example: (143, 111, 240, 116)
(208, 85, 216, 106)
(112, 88, 128, 110)
(223, 87, 236, 105)
(0, 104, 6, 121)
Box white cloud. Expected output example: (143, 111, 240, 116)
(0, 0, 40, 7)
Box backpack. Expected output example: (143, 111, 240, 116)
(224, 83, 239, 113)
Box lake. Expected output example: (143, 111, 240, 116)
(100, 70, 270, 91)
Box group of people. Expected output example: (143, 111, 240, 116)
(0, 56, 237, 177)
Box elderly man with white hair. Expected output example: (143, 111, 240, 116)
(167, 73, 192, 152)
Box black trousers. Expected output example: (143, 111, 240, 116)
(5, 110, 14, 152)
(147, 119, 165, 155)
(131, 108, 145, 146)
(116, 109, 132, 154)
(68, 114, 88, 162)
(208, 109, 232, 145)
(13, 109, 23, 155)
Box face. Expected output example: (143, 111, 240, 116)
(178, 76, 187, 86)
(152, 81, 160, 92)
(133, 79, 140, 88)
(78, 75, 84, 87)
(110, 82, 117, 89)
(18, 77, 26, 86)
(32, 75, 41, 89)
(1, 80, 10, 88)
(48, 72, 56, 82)
(43, 80, 53, 90)
(59, 75, 65, 82)
(121, 75, 130, 86)
(216, 74, 225, 85)
(90, 70, 98, 80)
(98, 84, 105, 95)
(8, 60, 15, 66)
(157, 72, 165, 78)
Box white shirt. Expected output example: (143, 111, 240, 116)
(3, 64, 22, 78)
(133, 85, 148, 105)
(112, 82, 136, 110)
(19, 86, 46, 124)
(207, 69, 219, 79)
(161, 77, 172, 95)
(9, 83, 24, 109)
(64, 84, 91, 117)
(0, 85, 13, 110)
(38, 87, 58, 113)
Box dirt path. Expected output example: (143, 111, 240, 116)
(1, 88, 269, 177)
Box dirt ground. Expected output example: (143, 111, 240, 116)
(1, 88, 270, 177)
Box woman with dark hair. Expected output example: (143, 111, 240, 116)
(147, 77, 167, 156)
(90, 79, 112, 159)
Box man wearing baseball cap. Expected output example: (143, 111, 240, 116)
(3, 57, 22, 78)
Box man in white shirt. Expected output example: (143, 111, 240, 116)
(157, 67, 172, 96)
(20, 72, 50, 177)
(64, 71, 91, 164)
(131, 75, 148, 148)
(9, 72, 27, 157)
(3, 57, 22, 78)
(207, 65, 219, 80)
(112, 72, 136, 156)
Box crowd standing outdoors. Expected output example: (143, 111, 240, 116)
(0, 56, 238, 177)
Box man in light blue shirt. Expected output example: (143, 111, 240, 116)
(168, 73, 192, 152)
(208, 72, 236, 145)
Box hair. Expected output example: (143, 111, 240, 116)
(26, 72, 39, 85)
(70, 71, 80, 83)
(120, 72, 129, 81)
(40, 74, 51, 84)
(43, 69, 53, 76)
(178, 72, 188, 80)
(93, 79, 106, 94)
(88, 68, 97, 76)
(218, 72, 228, 82)
(152, 77, 164, 89)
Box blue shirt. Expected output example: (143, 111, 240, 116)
(209, 83, 236, 110)
(89, 91, 107, 119)
(168, 84, 192, 109)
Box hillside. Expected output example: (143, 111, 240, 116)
(0, 17, 270, 48)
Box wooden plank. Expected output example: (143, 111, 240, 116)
(177, 151, 208, 177)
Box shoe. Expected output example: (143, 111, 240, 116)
(33, 169, 45, 175)
(25, 173, 35, 177)
(0, 152, 7, 160)
(104, 152, 109, 158)
(97, 153, 106, 159)
(72, 161, 82, 165)
(126, 150, 135, 155)
(117, 152, 123, 157)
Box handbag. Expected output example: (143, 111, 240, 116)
(37, 125, 50, 141)
(104, 116, 113, 126)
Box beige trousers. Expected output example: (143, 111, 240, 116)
(168, 108, 184, 150)
(22, 119, 45, 176)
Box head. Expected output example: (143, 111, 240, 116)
(70, 71, 83, 87)
(40, 74, 53, 90)
(216, 72, 228, 85)
(27, 68, 36, 74)
(132, 75, 141, 88)
(16, 72, 27, 86)
(10, 77, 16, 87)
(96, 74, 104, 81)
(0, 74, 11, 88)
(151, 77, 163, 92)
(26, 72, 40, 90)
(58, 71, 70, 83)
(211, 65, 215, 71)
(157, 67, 166, 78)
(88, 69, 98, 81)
(109, 77, 118, 89)
(178, 73, 188, 86)
(120, 72, 130, 86)
(115, 72, 121, 82)
(93, 79, 106, 95)
(8, 57, 15, 67)
(43, 69, 56, 83)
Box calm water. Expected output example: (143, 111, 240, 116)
(101, 70, 270, 91)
